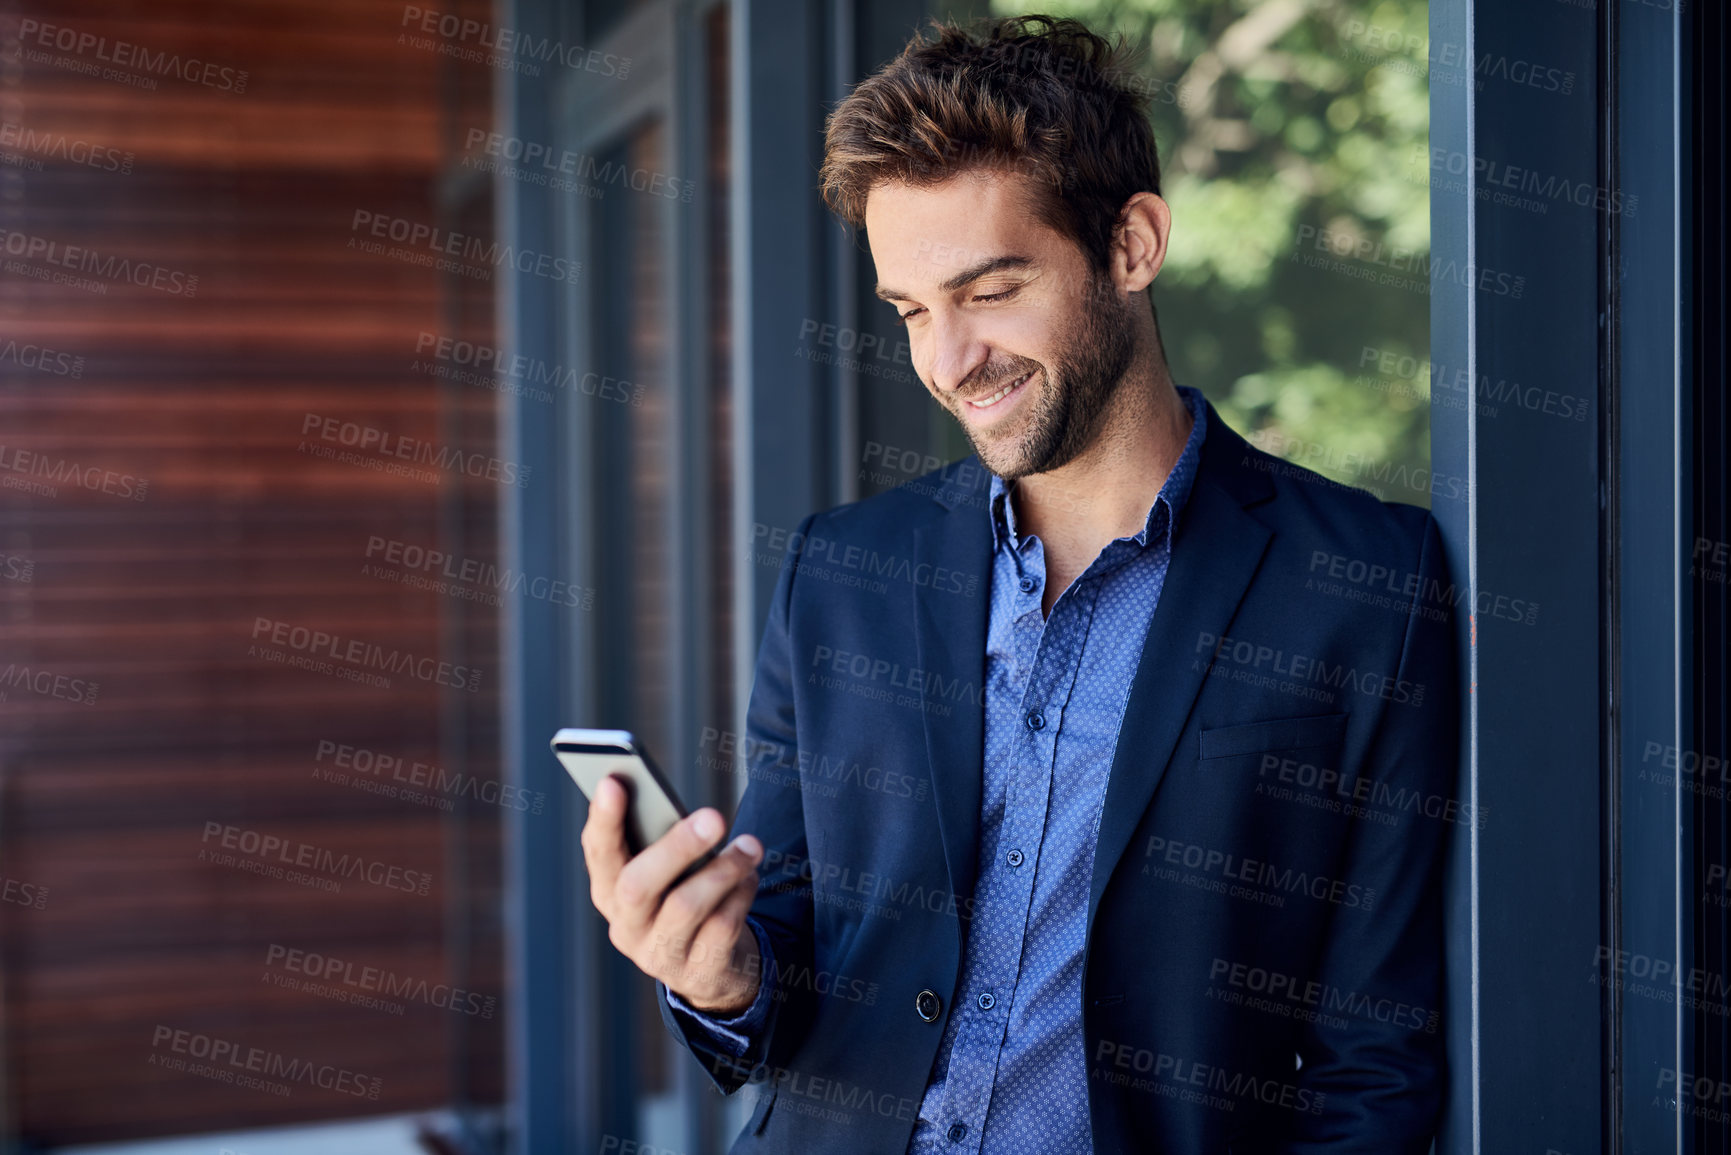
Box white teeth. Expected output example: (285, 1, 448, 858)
(968, 372, 1029, 409)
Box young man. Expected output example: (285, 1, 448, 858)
(582, 14, 1457, 1153)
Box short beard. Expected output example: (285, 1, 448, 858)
(960, 273, 1137, 480)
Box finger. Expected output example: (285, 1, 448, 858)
(579, 774, 632, 916)
(613, 806, 730, 934)
(662, 836, 764, 986)
(647, 834, 762, 964)
(689, 854, 763, 969)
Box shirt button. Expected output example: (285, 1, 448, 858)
(915, 989, 942, 1022)
(977, 991, 995, 1010)
(948, 1123, 968, 1142)
(1018, 575, 1036, 593)
(1006, 849, 1024, 868)
(1025, 711, 1045, 731)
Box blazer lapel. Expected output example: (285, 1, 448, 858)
(910, 463, 994, 926)
(1085, 410, 1276, 932)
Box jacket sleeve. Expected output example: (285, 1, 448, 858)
(1276, 510, 1458, 1153)
(661, 916, 778, 1055)
(657, 512, 821, 1095)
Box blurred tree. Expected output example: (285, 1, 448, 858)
(950, 0, 1434, 503)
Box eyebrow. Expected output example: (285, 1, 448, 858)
(873, 254, 1036, 303)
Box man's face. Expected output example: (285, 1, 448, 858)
(865, 169, 1138, 479)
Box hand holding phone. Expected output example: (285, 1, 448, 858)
(554, 730, 717, 882)
(563, 730, 767, 1015)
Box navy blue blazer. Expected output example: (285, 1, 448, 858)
(660, 400, 1459, 1154)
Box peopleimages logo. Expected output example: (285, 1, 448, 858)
(697, 725, 930, 803)
(0, 121, 133, 174)
(15, 19, 249, 92)
(0, 337, 84, 378)
(705, 1055, 921, 1125)
(761, 847, 974, 921)
(0, 443, 148, 502)
(1257, 752, 1488, 831)
(462, 129, 694, 201)
(651, 932, 880, 1007)
(1340, 19, 1577, 97)
(1143, 835, 1375, 911)
(0, 227, 197, 296)
(264, 944, 496, 1018)
(1196, 630, 1424, 708)
(2, 876, 47, 910)
(313, 739, 546, 814)
(1207, 957, 1438, 1033)
(200, 821, 434, 896)
(1092, 1040, 1326, 1116)
(363, 535, 592, 610)
(752, 523, 979, 597)
(300, 413, 530, 489)
(1291, 224, 1526, 299)
(1659, 1067, 1731, 1123)
(349, 210, 580, 284)
(0, 660, 99, 705)
(1419, 146, 1637, 218)
(1307, 548, 1540, 627)
(0, 550, 33, 584)
(149, 1026, 380, 1099)
(399, 6, 630, 78)
(1356, 345, 1590, 423)
(250, 616, 483, 692)
(808, 643, 986, 712)
(412, 331, 641, 406)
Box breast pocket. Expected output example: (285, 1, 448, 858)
(1199, 713, 1348, 761)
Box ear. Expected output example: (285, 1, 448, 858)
(1113, 192, 1170, 295)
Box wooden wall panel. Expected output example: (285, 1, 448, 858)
(0, 0, 507, 1143)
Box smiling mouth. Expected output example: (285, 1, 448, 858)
(965, 370, 1033, 411)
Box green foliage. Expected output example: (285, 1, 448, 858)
(975, 0, 1433, 505)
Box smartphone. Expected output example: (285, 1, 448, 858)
(551, 728, 720, 882)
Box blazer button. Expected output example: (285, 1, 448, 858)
(915, 989, 942, 1022)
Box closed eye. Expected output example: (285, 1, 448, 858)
(894, 288, 1018, 326)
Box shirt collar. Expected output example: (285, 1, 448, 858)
(988, 384, 1208, 553)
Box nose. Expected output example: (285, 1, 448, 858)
(921, 310, 991, 397)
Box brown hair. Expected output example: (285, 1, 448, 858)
(819, 13, 1162, 282)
